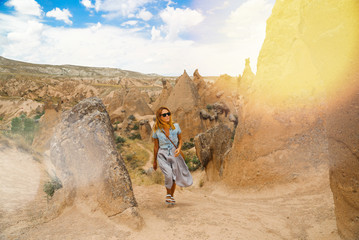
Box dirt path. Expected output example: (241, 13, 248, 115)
(0, 144, 341, 240)
(136, 142, 153, 171)
(13, 176, 340, 240)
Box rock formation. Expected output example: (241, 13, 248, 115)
(166, 70, 200, 112)
(139, 119, 152, 141)
(32, 102, 62, 152)
(327, 89, 359, 240)
(151, 79, 173, 111)
(222, 1, 359, 238)
(103, 88, 153, 123)
(50, 97, 142, 227)
(238, 58, 255, 98)
(165, 71, 205, 140)
(122, 88, 153, 116)
(193, 69, 207, 96)
(194, 124, 232, 181)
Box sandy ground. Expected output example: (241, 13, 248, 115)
(0, 144, 341, 240)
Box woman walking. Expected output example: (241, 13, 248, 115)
(152, 106, 193, 205)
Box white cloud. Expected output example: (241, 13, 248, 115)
(0, 0, 275, 76)
(0, 14, 45, 62)
(5, 0, 42, 16)
(121, 20, 138, 26)
(80, 0, 95, 9)
(223, 0, 272, 39)
(136, 8, 152, 21)
(151, 26, 162, 40)
(46, 8, 73, 25)
(159, 7, 204, 40)
(93, 0, 154, 19)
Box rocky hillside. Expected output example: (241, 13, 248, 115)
(0, 56, 162, 84)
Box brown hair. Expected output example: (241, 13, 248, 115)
(153, 106, 175, 132)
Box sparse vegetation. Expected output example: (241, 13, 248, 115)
(206, 104, 213, 111)
(34, 110, 45, 120)
(182, 141, 195, 150)
(129, 133, 141, 140)
(115, 135, 126, 149)
(132, 122, 139, 130)
(10, 114, 39, 144)
(185, 155, 201, 172)
(43, 176, 62, 198)
(128, 114, 136, 121)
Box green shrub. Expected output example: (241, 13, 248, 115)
(115, 135, 126, 144)
(128, 115, 136, 121)
(185, 156, 201, 171)
(129, 133, 141, 140)
(10, 114, 38, 144)
(43, 177, 62, 198)
(206, 104, 213, 110)
(34, 111, 45, 120)
(182, 141, 195, 150)
(132, 122, 139, 130)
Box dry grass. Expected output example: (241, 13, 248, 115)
(119, 138, 165, 186)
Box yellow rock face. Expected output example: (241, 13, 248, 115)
(253, 0, 359, 109)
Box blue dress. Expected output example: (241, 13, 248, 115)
(152, 123, 193, 189)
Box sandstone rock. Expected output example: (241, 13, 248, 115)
(122, 88, 153, 116)
(32, 107, 62, 152)
(222, 5, 359, 240)
(165, 71, 206, 140)
(141, 91, 151, 104)
(151, 79, 173, 111)
(216, 91, 224, 98)
(166, 70, 200, 112)
(213, 102, 230, 117)
(50, 97, 141, 226)
(199, 109, 210, 120)
(194, 124, 232, 181)
(139, 119, 152, 141)
(327, 90, 359, 240)
(193, 69, 206, 94)
(238, 58, 255, 97)
(228, 114, 238, 125)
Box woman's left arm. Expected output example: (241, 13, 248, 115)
(174, 133, 183, 157)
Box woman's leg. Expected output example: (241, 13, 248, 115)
(170, 181, 176, 197)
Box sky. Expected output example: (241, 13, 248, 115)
(0, 0, 275, 76)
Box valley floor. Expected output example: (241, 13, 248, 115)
(3, 179, 340, 240)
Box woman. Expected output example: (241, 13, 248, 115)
(152, 106, 193, 205)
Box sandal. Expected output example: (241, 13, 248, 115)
(165, 194, 172, 204)
(170, 196, 176, 205)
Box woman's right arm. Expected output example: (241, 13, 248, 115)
(153, 138, 159, 170)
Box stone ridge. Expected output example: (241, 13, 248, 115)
(0, 56, 161, 80)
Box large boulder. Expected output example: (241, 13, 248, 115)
(50, 97, 142, 227)
(194, 124, 232, 181)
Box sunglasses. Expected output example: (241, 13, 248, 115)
(161, 112, 171, 117)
